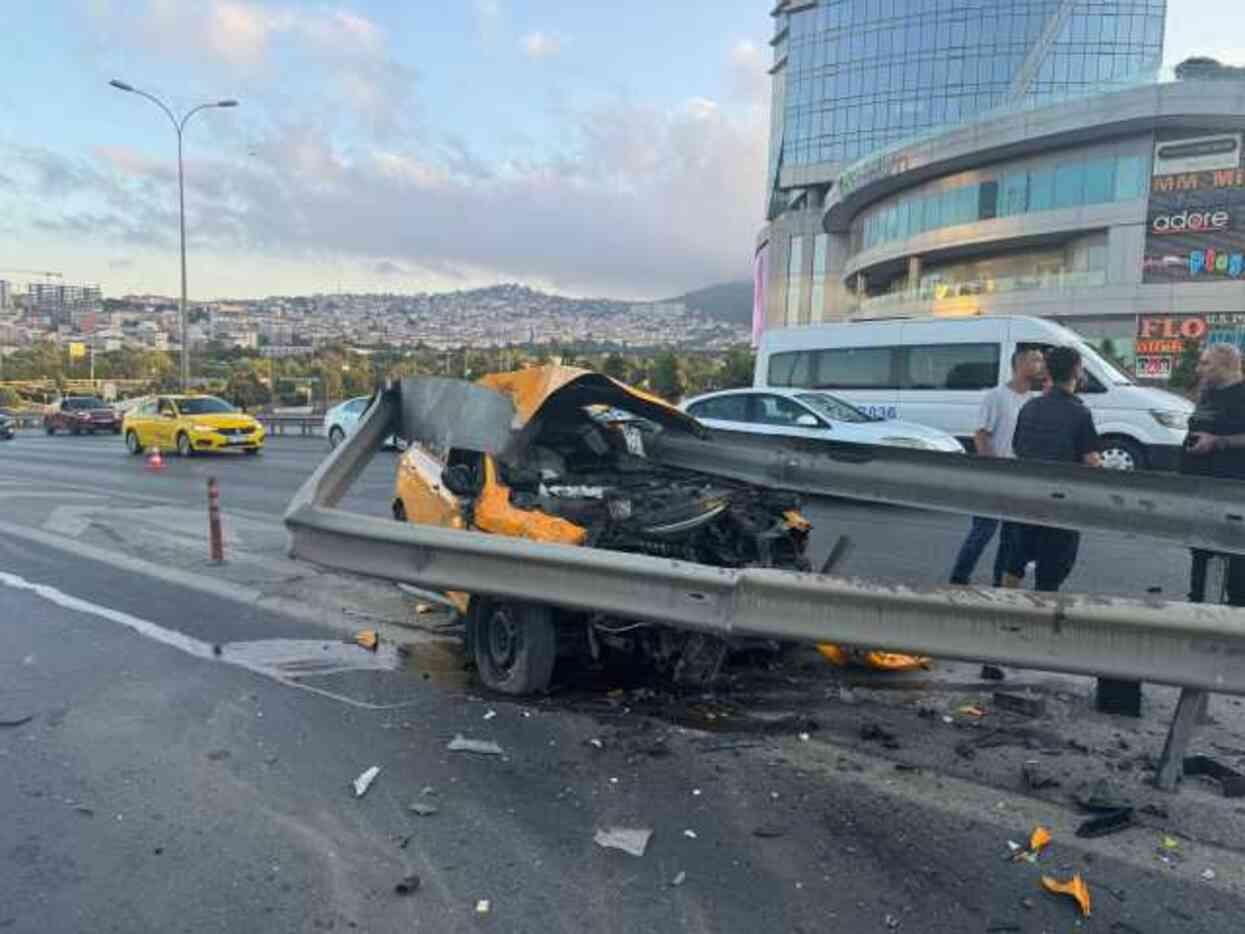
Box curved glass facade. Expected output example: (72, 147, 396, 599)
(773, 0, 1166, 170)
(851, 142, 1151, 254)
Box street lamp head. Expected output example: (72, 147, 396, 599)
(217, 99, 239, 108)
(109, 79, 135, 92)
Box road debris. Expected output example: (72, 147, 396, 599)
(1010, 826, 1052, 863)
(1073, 779, 1132, 812)
(884, 913, 901, 929)
(352, 766, 381, 798)
(448, 735, 504, 756)
(1183, 754, 1245, 798)
(671, 871, 687, 887)
(0, 714, 34, 728)
(587, 738, 604, 750)
(1202, 868, 1217, 881)
(980, 665, 1006, 681)
(354, 630, 379, 651)
(483, 709, 497, 721)
(1041, 874, 1092, 917)
(993, 691, 1046, 718)
(1076, 807, 1134, 839)
(394, 874, 421, 896)
(594, 827, 653, 857)
(408, 802, 439, 817)
(475, 899, 491, 915)
(206, 749, 231, 762)
(683, 829, 698, 839)
(753, 825, 786, 839)
(957, 705, 987, 718)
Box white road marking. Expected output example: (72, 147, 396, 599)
(0, 568, 415, 710)
(43, 501, 110, 538)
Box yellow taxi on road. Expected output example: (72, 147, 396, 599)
(122, 395, 265, 457)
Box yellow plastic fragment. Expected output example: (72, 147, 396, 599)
(355, 630, 379, 651)
(1029, 826, 1052, 854)
(957, 705, 987, 718)
(1041, 874, 1092, 917)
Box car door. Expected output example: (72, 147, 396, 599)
(342, 397, 368, 433)
(131, 399, 159, 445)
(747, 393, 829, 441)
(155, 397, 179, 449)
(685, 393, 753, 432)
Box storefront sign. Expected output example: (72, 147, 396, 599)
(1135, 315, 1208, 382)
(1153, 133, 1243, 176)
(1144, 132, 1245, 284)
(1135, 355, 1173, 380)
(837, 152, 913, 197)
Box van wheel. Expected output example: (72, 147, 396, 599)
(1099, 436, 1145, 471)
(467, 598, 557, 696)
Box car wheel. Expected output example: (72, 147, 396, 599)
(126, 430, 144, 455)
(467, 598, 557, 696)
(328, 426, 345, 449)
(45, 424, 54, 435)
(176, 432, 193, 457)
(1099, 436, 1145, 471)
(244, 448, 260, 456)
(392, 499, 407, 521)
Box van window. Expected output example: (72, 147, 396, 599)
(811, 347, 900, 389)
(905, 343, 1000, 390)
(767, 351, 814, 387)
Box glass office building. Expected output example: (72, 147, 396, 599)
(767, 0, 1166, 196)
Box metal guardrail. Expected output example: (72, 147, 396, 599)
(284, 380, 1245, 695)
(258, 414, 325, 437)
(647, 428, 1245, 556)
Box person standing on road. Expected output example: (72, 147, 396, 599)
(948, 348, 1044, 586)
(1008, 346, 1101, 592)
(1182, 343, 1245, 605)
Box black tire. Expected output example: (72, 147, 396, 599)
(112, 426, 122, 435)
(244, 448, 260, 456)
(328, 426, 345, 449)
(176, 432, 193, 457)
(1099, 436, 1145, 472)
(126, 430, 144, 455)
(45, 424, 54, 436)
(392, 499, 407, 521)
(467, 598, 557, 696)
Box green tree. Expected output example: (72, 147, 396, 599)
(720, 347, 756, 389)
(225, 368, 270, 410)
(0, 386, 21, 409)
(649, 351, 684, 401)
(602, 353, 628, 381)
(1168, 338, 1203, 393)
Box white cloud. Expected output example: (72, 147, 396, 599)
(520, 31, 562, 60)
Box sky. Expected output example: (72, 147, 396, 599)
(0, 1, 1238, 302)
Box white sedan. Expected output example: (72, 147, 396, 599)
(681, 388, 964, 453)
(324, 396, 408, 450)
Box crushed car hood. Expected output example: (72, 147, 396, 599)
(478, 366, 705, 437)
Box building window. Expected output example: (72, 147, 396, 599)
(810, 233, 828, 322)
(786, 235, 805, 325)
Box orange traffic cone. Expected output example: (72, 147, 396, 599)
(145, 446, 165, 472)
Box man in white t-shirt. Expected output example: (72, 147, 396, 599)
(948, 348, 1044, 586)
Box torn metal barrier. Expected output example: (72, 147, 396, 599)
(646, 427, 1245, 556)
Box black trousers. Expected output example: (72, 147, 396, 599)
(1189, 549, 1245, 606)
(1008, 525, 1080, 593)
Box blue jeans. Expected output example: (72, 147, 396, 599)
(949, 516, 1011, 587)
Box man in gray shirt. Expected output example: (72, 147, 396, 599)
(948, 348, 1044, 586)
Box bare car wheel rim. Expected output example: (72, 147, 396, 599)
(486, 606, 520, 674)
(1100, 446, 1135, 471)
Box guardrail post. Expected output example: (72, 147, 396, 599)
(207, 477, 224, 563)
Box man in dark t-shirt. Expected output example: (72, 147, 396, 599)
(1181, 343, 1245, 605)
(1008, 346, 1102, 592)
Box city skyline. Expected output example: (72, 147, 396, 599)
(0, 1, 1238, 301)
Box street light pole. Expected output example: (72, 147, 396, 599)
(109, 80, 238, 391)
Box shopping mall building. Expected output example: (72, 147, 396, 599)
(757, 0, 1245, 380)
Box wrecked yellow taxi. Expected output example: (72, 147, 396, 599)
(392, 365, 814, 694)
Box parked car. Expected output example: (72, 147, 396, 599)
(324, 395, 408, 450)
(0, 411, 14, 441)
(754, 315, 1192, 470)
(681, 387, 964, 453)
(122, 395, 265, 457)
(391, 365, 816, 695)
(44, 396, 121, 435)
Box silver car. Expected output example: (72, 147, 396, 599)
(323, 396, 408, 451)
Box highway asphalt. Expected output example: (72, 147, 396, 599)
(2, 432, 1242, 932)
